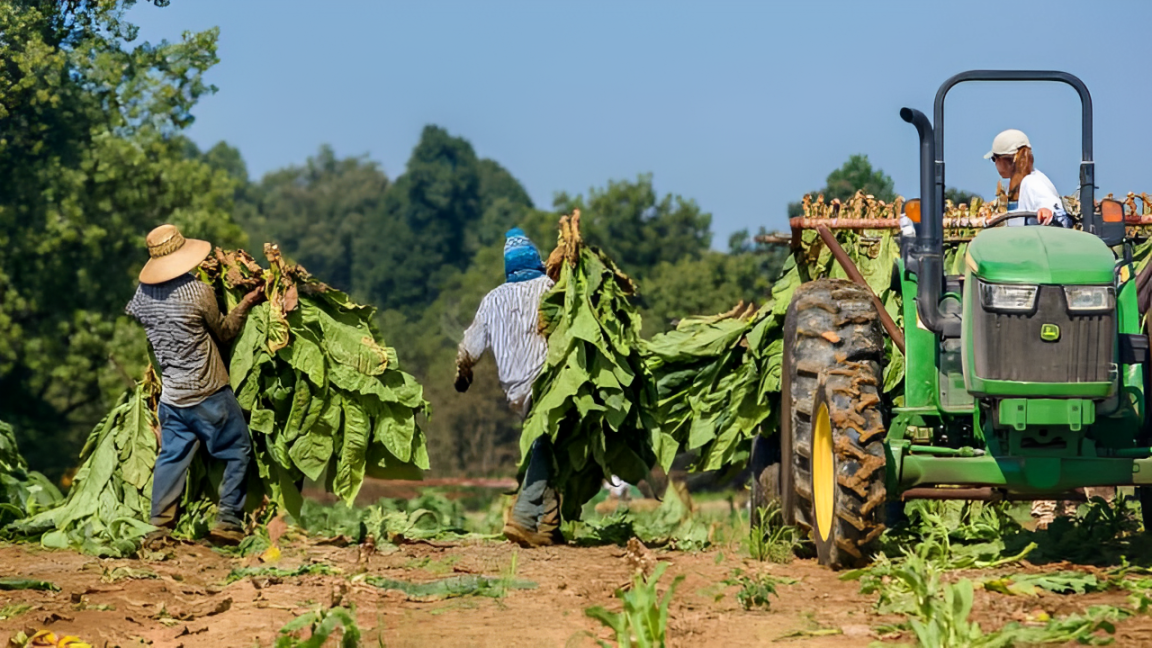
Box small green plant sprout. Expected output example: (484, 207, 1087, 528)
(274, 604, 361, 648)
(722, 568, 796, 610)
(748, 502, 802, 563)
(585, 562, 684, 648)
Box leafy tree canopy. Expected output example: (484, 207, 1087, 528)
(0, 0, 243, 477)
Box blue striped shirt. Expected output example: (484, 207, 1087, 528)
(458, 275, 554, 411)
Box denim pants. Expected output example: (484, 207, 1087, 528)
(509, 391, 560, 530)
(510, 436, 557, 530)
(151, 387, 251, 528)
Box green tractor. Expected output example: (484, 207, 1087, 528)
(755, 70, 1150, 568)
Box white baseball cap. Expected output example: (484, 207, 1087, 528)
(984, 129, 1031, 159)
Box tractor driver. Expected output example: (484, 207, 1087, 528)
(986, 129, 1073, 228)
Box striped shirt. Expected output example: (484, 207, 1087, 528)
(125, 273, 246, 408)
(458, 275, 554, 411)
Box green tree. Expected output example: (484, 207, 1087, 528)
(234, 144, 389, 292)
(945, 187, 983, 207)
(553, 174, 712, 279)
(788, 154, 896, 217)
(0, 1, 243, 477)
(353, 126, 483, 314)
(469, 159, 536, 253)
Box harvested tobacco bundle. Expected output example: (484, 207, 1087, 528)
(7, 246, 429, 554)
(524, 212, 674, 519)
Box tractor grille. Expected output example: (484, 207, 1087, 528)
(971, 285, 1114, 384)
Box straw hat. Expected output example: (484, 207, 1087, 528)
(139, 224, 212, 285)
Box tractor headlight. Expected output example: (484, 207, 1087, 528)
(979, 282, 1038, 312)
(1063, 285, 1114, 313)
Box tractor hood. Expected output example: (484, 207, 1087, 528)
(965, 227, 1115, 285)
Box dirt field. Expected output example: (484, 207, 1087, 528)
(3, 532, 1152, 648)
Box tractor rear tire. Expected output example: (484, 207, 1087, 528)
(783, 278, 887, 569)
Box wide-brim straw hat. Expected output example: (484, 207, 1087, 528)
(139, 224, 212, 285)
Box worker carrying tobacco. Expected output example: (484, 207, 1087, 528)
(126, 224, 264, 545)
(454, 227, 561, 547)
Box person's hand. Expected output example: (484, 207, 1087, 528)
(243, 285, 267, 306)
(454, 364, 473, 393)
(1037, 208, 1054, 225)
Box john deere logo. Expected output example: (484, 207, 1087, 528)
(1040, 324, 1061, 342)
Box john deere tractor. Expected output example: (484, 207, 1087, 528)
(760, 70, 1150, 568)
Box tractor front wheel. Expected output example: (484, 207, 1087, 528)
(809, 362, 888, 568)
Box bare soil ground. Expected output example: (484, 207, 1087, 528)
(3, 535, 1152, 648)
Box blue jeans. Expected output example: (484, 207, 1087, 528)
(151, 387, 251, 528)
(511, 436, 557, 530)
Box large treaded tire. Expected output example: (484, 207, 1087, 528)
(782, 278, 887, 569)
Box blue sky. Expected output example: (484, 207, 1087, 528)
(129, 1, 1152, 245)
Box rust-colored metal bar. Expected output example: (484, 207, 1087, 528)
(815, 226, 906, 355)
(782, 214, 1152, 233)
(901, 487, 1087, 502)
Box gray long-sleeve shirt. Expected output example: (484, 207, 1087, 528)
(126, 273, 248, 407)
(457, 275, 554, 412)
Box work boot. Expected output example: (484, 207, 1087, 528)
(503, 489, 565, 547)
(142, 527, 173, 551)
(502, 521, 561, 548)
(208, 521, 245, 546)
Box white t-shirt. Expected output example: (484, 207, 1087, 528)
(1008, 169, 1066, 226)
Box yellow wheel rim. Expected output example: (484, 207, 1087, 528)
(813, 402, 834, 542)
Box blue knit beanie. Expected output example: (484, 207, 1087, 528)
(504, 228, 545, 283)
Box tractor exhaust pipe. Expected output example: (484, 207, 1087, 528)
(900, 108, 958, 337)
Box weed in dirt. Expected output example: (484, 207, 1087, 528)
(846, 522, 1135, 646)
(0, 602, 31, 620)
(225, 563, 341, 585)
(274, 604, 361, 648)
(583, 561, 684, 648)
(747, 503, 802, 563)
(721, 568, 795, 610)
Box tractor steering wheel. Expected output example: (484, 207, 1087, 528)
(983, 211, 1039, 229)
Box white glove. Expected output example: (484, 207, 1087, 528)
(899, 215, 917, 239)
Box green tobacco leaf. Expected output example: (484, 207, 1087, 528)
(334, 398, 370, 504)
(0, 578, 59, 592)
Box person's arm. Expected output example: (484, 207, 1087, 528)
(202, 284, 265, 344)
(1019, 176, 1065, 226)
(455, 296, 492, 392)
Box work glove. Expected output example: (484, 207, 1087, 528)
(454, 364, 473, 393)
(898, 215, 917, 239)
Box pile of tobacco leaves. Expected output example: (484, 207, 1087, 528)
(5, 245, 429, 555)
(523, 212, 675, 519)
